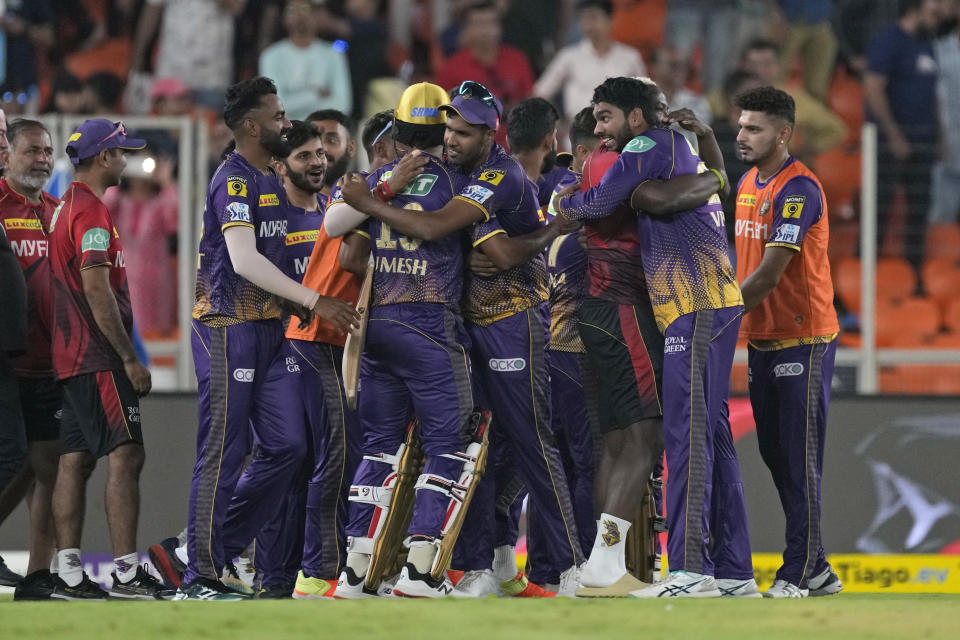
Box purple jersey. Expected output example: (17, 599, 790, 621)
(558, 128, 742, 332)
(281, 193, 325, 283)
(193, 152, 287, 326)
(547, 231, 586, 353)
(451, 144, 549, 326)
(537, 165, 572, 208)
(331, 155, 466, 308)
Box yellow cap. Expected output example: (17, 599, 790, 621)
(394, 82, 449, 126)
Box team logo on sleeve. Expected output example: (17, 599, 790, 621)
(623, 136, 656, 153)
(461, 184, 494, 205)
(226, 176, 248, 197)
(81, 227, 111, 252)
(226, 202, 251, 222)
(782, 195, 805, 219)
(771, 223, 800, 244)
(478, 169, 505, 186)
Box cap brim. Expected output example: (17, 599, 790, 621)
(118, 137, 147, 151)
(439, 104, 491, 128)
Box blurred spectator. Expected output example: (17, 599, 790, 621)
(835, 0, 900, 73)
(316, 0, 391, 119)
(712, 69, 765, 242)
(132, 0, 246, 110)
(609, 0, 667, 61)
(931, 0, 960, 224)
(0, 0, 55, 95)
(534, 0, 645, 120)
(259, 0, 352, 120)
(150, 76, 195, 117)
(82, 71, 125, 113)
(736, 39, 847, 156)
(663, 0, 743, 92)
(103, 155, 180, 335)
(434, 1, 534, 117)
(865, 0, 944, 268)
(648, 45, 711, 123)
(776, 0, 838, 103)
(502, 0, 571, 76)
(43, 71, 87, 114)
(234, 0, 284, 81)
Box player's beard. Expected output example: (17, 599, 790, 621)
(261, 127, 290, 157)
(286, 164, 324, 194)
(5, 165, 51, 191)
(324, 153, 351, 188)
(540, 148, 557, 175)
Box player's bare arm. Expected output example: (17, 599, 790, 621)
(473, 217, 562, 272)
(80, 265, 151, 396)
(739, 245, 796, 312)
(340, 172, 484, 241)
(338, 232, 371, 277)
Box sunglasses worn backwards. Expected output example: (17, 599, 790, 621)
(457, 81, 500, 117)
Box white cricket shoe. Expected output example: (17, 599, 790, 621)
(716, 578, 762, 598)
(808, 567, 844, 596)
(333, 567, 380, 599)
(763, 579, 809, 598)
(393, 563, 454, 598)
(452, 569, 501, 598)
(628, 570, 721, 598)
(554, 564, 582, 598)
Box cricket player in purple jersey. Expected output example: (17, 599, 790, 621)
(323, 82, 483, 598)
(556, 77, 755, 598)
(177, 78, 358, 601)
(340, 82, 583, 597)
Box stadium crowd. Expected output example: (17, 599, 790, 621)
(0, 0, 952, 604)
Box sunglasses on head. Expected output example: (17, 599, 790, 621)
(98, 121, 128, 145)
(456, 81, 500, 118)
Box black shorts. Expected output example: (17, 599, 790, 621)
(18, 375, 62, 442)
(60, 370, 142, 458)
(578, 296, 664, 432)
(0, 352, 26, 490)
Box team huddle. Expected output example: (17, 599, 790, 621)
(0, 71, 844, 602)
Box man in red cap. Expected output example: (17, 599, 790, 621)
(47, 119, 169, 600)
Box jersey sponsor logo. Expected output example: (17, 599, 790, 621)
(783, 195, 805, 219)
(664, 336, 687, 354)
(401, 173, 438, 196)
(2, 218, 43, 231)
(489, 358, 526, 372)
(286, 229, 319, 245)
(259, 219, 288, 238)
(735, 219, 768, 240)
(81, 227, 111, 252)
(259, 193, 280, 207)
(771, 223, 800, 245)
(461, 184, 494, 205)
(226, 176, 248, 197)
(478, 169, 505, 186)
(10, 239, 48, 257)
(736, 194, 756, 208)
(410, 106, 439, 118)
(623, 135, 656, 153)
(233, 368, 255, 382)
(774, 362, 805, 377)
(226, 202, 251, 223)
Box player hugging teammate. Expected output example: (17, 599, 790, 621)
(1, 71, 844, 602)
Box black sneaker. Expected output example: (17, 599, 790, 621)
(0, 554, 24, 587)
(13, 570, 56, 601)
(173, 576, 248, 601)
(51, 573, 108, 601)
(256, 582, 294, 599)
(148, 537, 185, 588)
(110, 565, 177, 600)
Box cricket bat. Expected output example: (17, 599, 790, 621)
(342, 260, 374, 410)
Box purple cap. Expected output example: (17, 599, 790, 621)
(441, 89, 503, 130)
(65, 119, 146, 165)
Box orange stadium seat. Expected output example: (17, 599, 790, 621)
(875, 257, 917, 302)
(833, 256, 861, 311)
(875, 297, 939, 347)
(829, 70, 865, 143)
(925, 223, 960, 262)
(828, 221, 859, 263)
(922, 259, 960, 317)
(814, 149, 861, 212)
(943, 298, 960, 333)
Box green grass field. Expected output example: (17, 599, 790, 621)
(3, 594, 959, 639)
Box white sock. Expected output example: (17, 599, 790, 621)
(406, 541, 437, 575)
(580, 513, 631, 588)
(176, 528, 188, 547)
(493, 545, 517, 581)
(58, 549, 83, 587)
(115, 552, 139, 583)
(346, 552, 370, 578)
(175, 544, 189, 566)
(50, 553, 58, 574)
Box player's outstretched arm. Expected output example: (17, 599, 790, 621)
(340, 172, 484, 241)
(81, 266, 151, 396)
(555, 153, 641, 222)
(224, 225, 359, 331)
(474, 217, 562, 271)
(630, 172, 722, 216)
(338, 232, 371, 277)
